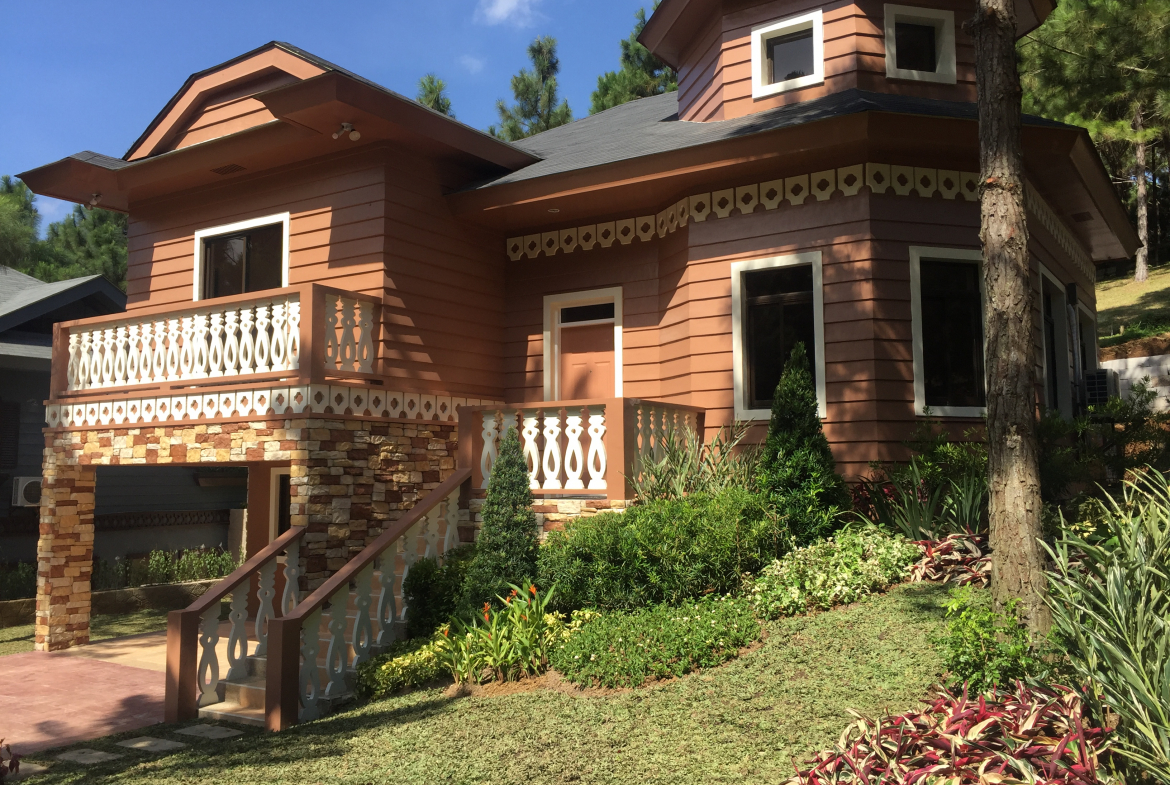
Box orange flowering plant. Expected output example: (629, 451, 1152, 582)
(441, 582, 562, 684)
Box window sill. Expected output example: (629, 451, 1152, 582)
(918, 406, 986, 418)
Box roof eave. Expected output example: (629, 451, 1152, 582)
(0, 276, 126, 334)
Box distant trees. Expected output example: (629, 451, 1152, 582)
(416, 73, 455, 117)
(590, 3, 677, 115)
(0, 176, 127, 289)
(490, 36, 573, 141)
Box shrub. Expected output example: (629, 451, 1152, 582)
(442, 583, 560, 684)
(462, 429, 539, 609)
(749, 524, 921, 619)
(403, 546, 475, 639)
(630, 422, 760, 502)
(551, 595, 759, 688)
(935, 587, 1038, 695)
(538, 487, 783, 612)
(757, 343, 850, 545)
(355, 637, 448, 699)
(0, 562, 36, 601)
(1045, 470, 1170, 780)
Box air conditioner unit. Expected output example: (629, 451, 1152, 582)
(1084, 368, 1120, 408)
(11, 477, 42, 508)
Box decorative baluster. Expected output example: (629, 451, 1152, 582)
(224, 310, 240, 375)
(66, 332, 80, 390)
(239, 307, 256, 374)
(398, 530, 419, 623)
(635, 402, 648, 464)
(299, 607, 323, 721)
(126, 324, 141, 384)
(542, 409, 564, 489)
(281, 539, 301, 615)
(254, 559, 277, 657)
(442, 488, 461, 554)
(193, 313, 210, 378)
(164, 318, 181, 380)
(255, 304, 272, 372)
(226, 587, 249, 680)
(351, 563, 374, 668)
(270, 302, 288, 370)
(323, 585, 350, 698)
(177, 315, 195, 378)
(355, 299, 375, 373)
(564, 408, 585, 489)
(479, 410, 499, 488)
(100, 328, 116, 386)
(521, 409, 541, 489)
(79, 331, 94, 389)
(196, 603, 223, 707)
(152, 320, 168, 382)
(138, 323, 154, 384)
(286, 299, 301, 368)
(113, 326, 128, 384)
(587, 405, 608, 490)
(324, 296, 341, 370)
(374, 551, 398, 647)
(338, 298, 358, 371)
(422, 504, 440, 560)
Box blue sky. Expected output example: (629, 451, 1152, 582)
(2, 0, 649, 233)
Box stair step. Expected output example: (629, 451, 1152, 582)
(198, 701, 265, 728)
(223, 675, 266, 709)
(246, 655, 267, 679)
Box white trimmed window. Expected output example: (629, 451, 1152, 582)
(884, 5, 957, 84)
(751, 10, 825, 99)
(1039, 264, 1074, 417)
(193, 212, 290, 301)
(910, 247, 985, 417)
(731, 252, 826, 420)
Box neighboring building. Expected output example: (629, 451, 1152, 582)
(18, 0, 1136, 654)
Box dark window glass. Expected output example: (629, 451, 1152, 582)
(895, 22, 938, 72)
(277, 473, 291, 536)
(0, 401, 19, 470)
(202, 223, 283, 299)
(1043, 291, 1060, 409)
(561, 302, 615, 324)
(767, 28, 814, 84)
(921, 261, 984, 408)
(744, 265, 815, 409)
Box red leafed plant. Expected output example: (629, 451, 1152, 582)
(0, 739, 20, 782)
(788, 683, 1112, 784)
(910, 534, 991, 589)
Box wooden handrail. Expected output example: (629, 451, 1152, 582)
(186, 525, 306, 616)
(457, 397, 706, 415)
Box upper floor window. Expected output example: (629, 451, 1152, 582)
(751, 11, 825, 100)
(193, 212, 290, 301)
(884, 5, 957, 84)
(910, 247, 985, 417)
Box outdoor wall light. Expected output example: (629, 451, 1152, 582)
(332, 123, 361, 141)
(87, 193, 101, 209)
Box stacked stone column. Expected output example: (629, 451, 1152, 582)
(36, 453, 96, 651)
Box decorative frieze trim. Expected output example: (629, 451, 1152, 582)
(45, 384, 500, 429)
(505, 163, 1095, 282)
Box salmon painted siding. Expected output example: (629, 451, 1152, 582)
(677, 0, 978, 122)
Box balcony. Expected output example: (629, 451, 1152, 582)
(44, 284, 397, 428)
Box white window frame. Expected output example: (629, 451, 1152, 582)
(910, 246, 985, 418)
(542, 286, 623, 401)
(751, 10, 825, 100)
(269, 465, 292, 545)
(884, 4, 957, 84)
(1077, 302, 1099, 372)
(192, 212, 291, 302)
(731, 252, 826, 420)
(1038, 263, 1073, 418)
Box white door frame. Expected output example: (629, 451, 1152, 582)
(542, 286, 623, 401)
(268, 466, 292, 544)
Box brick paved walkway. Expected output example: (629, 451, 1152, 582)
(1, 651, 165, 753)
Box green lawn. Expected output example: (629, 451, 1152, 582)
(1097, 265, 1170, 348)
(20, 583, 952, 785)
(0, 608, 172, 656)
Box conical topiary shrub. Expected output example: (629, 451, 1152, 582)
(461, 428, 540, 609)
(758, 342, 851, 545)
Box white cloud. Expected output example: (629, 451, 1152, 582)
(459, 54, 486, 74)
(475, 0, 541, 26)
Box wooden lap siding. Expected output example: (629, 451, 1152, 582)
(677, 0, 979, 122)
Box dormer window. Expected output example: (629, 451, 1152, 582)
(751, 11, 825, 99)
(193, 212, 290, 301)
(885, 5, 957, 84)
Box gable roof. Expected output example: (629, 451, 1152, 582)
(0, 268, 126, 334)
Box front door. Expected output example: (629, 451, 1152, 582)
(559, 322, 615, 399)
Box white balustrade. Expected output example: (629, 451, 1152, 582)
(64, 293, 302, 392)
(323, 295, 376, 374)
(196, 604, 223, 708)
(479, 404, 609, 492)
(253, 559, 277, 657)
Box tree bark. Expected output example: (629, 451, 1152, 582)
(1134, 106, 1149, 283)
(967, 0, 1052, 635)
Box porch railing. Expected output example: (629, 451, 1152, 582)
(50, 283, 381, 401)
(457, 398, 705, 501)
(265, 468, 471, 730)
(165, 524, 306, 723)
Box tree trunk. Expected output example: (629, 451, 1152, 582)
(1134, 106, 1149, 283)
(967, 0, 1052, 635)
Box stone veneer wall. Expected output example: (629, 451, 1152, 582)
(36, 416, 460, 651)
(468, 496, 630, 537)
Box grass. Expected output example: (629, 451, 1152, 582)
(0, 608, 172, 656)
(18, 583, 952, 785)
(1097, 265, 1170, 348)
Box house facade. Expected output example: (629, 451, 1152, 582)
(19, 0, 1134, 709)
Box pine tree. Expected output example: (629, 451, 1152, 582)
(490, 36, 573, 141)
(462, 428, 540, 608)
(757, 343, 850, 545)
(589, 4, 678, 115)
(416, 73, 454, 117)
